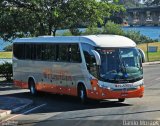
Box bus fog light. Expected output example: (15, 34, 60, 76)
(107, 87, 111, 90)
(137, 86, 140, 89)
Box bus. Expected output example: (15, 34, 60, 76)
(13, 35, 144, 103)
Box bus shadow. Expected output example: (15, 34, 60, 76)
(4, 91, 132, 114)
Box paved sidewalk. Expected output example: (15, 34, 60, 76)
(0, 83, 32, 120)
(0, 96, 33, 120)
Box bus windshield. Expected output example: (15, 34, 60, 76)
(96, 48, 143, 83)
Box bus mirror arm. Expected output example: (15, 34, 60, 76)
(91, 50, 101, 66)
(138, 48, 145, 63)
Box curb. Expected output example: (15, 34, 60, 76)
(0, 110, 11, 119)
(0, 99, 33, 120)
(143, 62, 160, 66)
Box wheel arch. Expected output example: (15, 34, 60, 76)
(28, 76, 36, 88)
(77, 81, 86, 90)
(77, 81, 87, 95)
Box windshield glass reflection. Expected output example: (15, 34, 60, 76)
(96, 48, 143, 83)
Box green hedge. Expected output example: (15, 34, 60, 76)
(0, 62, 13, 81)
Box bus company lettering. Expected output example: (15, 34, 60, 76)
(43, 68, 72, 81)
(115, 84, 133, 88)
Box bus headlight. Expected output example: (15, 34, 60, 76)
(93, 87, 97, 91)
(98, 83, 111, 90)
(107, 87, 111, 90)
(137, 86, 141, 89)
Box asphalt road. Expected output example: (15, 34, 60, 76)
(1, 64, 160, 126)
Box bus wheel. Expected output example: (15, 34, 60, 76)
(78, 85, 87, 104)
(29, 79, 37, 95)
(118, 98, 125, 102)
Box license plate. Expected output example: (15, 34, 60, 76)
(121, 88, 128, 96)
(121, 93, 128, 97)
(115, 84, 133, 88)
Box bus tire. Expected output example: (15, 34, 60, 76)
(29, 79, 37, 95)
(78, 84, 87, 104)
(118, 98, 125, 102)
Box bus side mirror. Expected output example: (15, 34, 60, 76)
(91, 50, 101, 65)
(138, 48, 145, 63)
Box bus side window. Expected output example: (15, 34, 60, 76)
(69, 44, 82, 63)
(13, 44, 25, 59)
(58, 44, 69, 62)
(83, 51, 98, 78)
(31, 44, 36, 60)
(81, 43, 98, 78)
(83, 51, 91, 70)
(49, 44, 57, 61)
(36, 44, 42, 60)
(25, 44, 31, 60)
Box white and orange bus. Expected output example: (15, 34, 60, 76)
(13, 35, 144, 103)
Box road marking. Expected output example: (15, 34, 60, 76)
(0, 103, 46, 123)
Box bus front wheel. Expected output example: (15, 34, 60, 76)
(78, 85, 87, 104)
(29, 79, 37, 95)
(118, 98, 125, 102)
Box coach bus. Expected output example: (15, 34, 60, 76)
(13, 35, 144, 103)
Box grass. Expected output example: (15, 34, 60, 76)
(0, 52, 12, 59)
(137, 42, 160, 62)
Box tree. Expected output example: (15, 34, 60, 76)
(0, 62, 12, 81)
(0, 0, 38, 41)
(102, 20, 124, 35)
(3, 44, 12, 51)
(0, 0, 124, 40)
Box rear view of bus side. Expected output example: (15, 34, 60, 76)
(13, 35, 144, 103)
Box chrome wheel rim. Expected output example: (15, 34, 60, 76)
(31, 85, 35, 94)
(80, 90, 84, 100)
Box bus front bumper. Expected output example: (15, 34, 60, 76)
(87, 85, 144, 100)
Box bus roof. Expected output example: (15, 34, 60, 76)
(14, 35, 136, 48)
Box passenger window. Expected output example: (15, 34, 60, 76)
(36, 44, 42, 60)
(31, 44, 36, 60)
(83, 51, 97, 75)
(13, 43, 81, 62)
(41, 44, 49, 60)
(82, 43, 98, 78)
(25, 44, 31, 59)
(58, 44, 69, 62)
(69, 44, 82, 63)
(13, 44, 25, 59)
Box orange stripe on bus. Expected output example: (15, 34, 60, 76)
(14, 80, 144, 100)
(14, 80, 28, 88)
(14, 80, 77, 96)
(36, 83, 77, 96)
